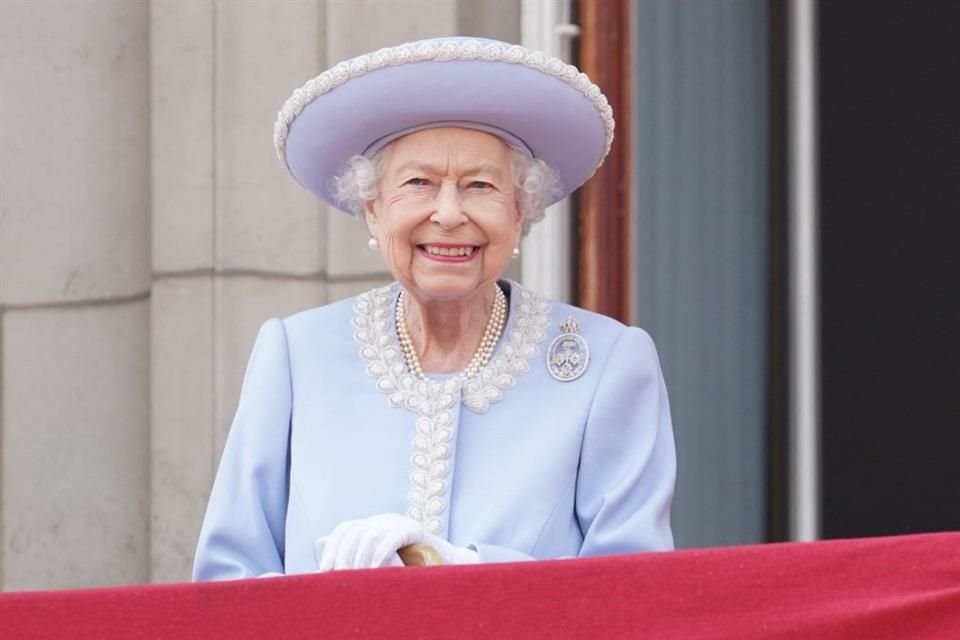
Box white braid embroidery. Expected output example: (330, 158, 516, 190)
(461, 287, 550, 413)
(352, 282, 550, 534)
(274, 39, 615, 172)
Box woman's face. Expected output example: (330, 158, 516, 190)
(365, 127, 522, 304)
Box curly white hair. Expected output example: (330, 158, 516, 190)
(332, 145, 562, 236)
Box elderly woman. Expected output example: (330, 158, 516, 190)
(193, 37, 676, 580)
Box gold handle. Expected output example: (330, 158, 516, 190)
(397, 543, 444, 566)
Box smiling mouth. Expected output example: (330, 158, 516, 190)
(418, 244, 479, 261)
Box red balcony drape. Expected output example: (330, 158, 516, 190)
(2, 533, 959, 638)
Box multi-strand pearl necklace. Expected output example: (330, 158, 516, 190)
(395, 285, 507, 380)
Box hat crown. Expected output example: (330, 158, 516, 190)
(275, 37, 614, 214)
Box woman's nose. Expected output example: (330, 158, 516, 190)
(430, 181, 466, 229)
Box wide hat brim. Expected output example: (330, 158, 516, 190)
(274, 38, 614, 213)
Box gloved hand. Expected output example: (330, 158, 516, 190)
(315, 513, 480, 571)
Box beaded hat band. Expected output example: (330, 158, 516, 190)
(274, 37, 614, 214)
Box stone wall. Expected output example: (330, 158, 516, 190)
(0, 0, 519, 589)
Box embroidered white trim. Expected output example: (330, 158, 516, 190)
(461, 287, 551, 413)
(274, 39, 614, 172)
(352, 282, 550, 534)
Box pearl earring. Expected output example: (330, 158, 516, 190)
(368, 237, 379, 250)
(512, 246, 520, 259)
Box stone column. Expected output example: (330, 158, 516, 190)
(149, 0, 327, 583)
(0, 0, 151, 589)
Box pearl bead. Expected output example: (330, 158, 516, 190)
(396, 285, 506, 380)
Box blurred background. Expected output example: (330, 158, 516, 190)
(0, 0, 957, 590)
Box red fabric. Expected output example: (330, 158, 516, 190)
(1, 533, 958, 639)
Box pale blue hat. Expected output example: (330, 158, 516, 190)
(274, 37, 614, 212)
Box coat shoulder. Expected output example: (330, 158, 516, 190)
(534, 292, 657, 372)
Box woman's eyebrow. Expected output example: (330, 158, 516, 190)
(390, 161, 504, 179)
(391, 161, 441, 176)
(460, 164, 505, 179)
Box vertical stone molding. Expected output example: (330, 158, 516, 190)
(326, 0, 456, 61)
(151, 0, 215, 273)
(2, 302, 150, 590)
(0, 0, 150, 305)
(149, 278, 215, 583)
(213, 0, 325, 276)
(457, 0, 521, 44)
(0, 0, 151, 589)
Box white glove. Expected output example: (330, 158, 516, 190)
(315, 513, 479, 571)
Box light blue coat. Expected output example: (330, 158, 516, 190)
(193, 281, 676, 580)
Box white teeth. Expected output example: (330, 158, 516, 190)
(424, 245, 474, 256)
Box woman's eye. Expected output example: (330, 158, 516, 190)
(468, 181, 493, 190)
(403, 177, 430, 187)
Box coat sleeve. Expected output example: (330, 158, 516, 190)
(471, 326, 676, 563)
(575, 326, 676, 554)
(192, 319, 293, 581)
